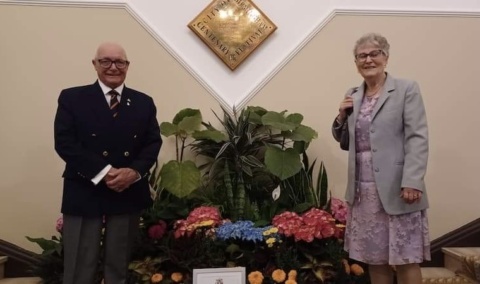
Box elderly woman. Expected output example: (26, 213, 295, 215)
(332, 33, 430, 284)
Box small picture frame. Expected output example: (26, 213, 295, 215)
(193, 267, 246, 284)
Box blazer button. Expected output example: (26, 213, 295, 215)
(103, 151, 109, 157)
(124, 151, 130, 157)
(374, 167, 379, 172)
(370, 129, 375, 133)
(372, 148, 377, 152)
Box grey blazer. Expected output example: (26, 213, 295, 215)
(332, 73, 429, 215)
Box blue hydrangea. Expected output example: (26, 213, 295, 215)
(216, 221, 270, 243)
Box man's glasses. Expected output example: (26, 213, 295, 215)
(97, 59, 130, 69)
(355, 49, 384, 62)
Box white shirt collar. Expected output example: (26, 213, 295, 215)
(98, 80, 125, 96)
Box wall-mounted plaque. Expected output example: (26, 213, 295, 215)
(188, 0, 277, 71)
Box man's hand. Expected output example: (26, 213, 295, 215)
(105, 167, 139, 192)
(400, 187, 422, 204)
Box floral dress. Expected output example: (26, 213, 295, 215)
(344, 93, 431, 265)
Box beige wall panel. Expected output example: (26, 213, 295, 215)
(0, 4, 219, 251)
(251, 14, 480, 240)
(1, 4, 479, 251)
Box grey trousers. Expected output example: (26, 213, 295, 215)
(62, 213, 140, 284)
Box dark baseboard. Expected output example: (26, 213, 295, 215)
(422, 218, 480, 268)
(0, 239, 39, 278)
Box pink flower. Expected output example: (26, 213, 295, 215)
(330, 198, 348, 224)
(186, 206, 222, 225)
(148, 220, 167, 239)
(273, 208, 339, 243)
(173, 206, 223, 238)
(272, 211, 303, 237)
(294, 225, 315, 242)
(55, 216, 63, 233)
(174, 220, 188, 238)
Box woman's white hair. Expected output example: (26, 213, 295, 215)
(353, 33, 390, 57)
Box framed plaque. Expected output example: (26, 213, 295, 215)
(193, 267, 246, 284)
(188, 0, 277, 70)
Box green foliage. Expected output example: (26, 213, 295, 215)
(186, 106, 318, 221)
(264, 147, 303, 180)
(28, 105, 371, 284)
(26, 236, 62, 256)
(159, 160, 201, 198)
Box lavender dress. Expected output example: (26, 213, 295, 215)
(344, 93, 431, 265)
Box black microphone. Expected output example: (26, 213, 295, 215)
(346, 107, 353, 116)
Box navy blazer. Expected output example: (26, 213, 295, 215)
(54, 81, 162, 216)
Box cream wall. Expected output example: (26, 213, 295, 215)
(0, 4, 479, 251)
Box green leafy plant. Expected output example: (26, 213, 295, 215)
(188, 106, 318, 222)
(27, 105, 370, 284)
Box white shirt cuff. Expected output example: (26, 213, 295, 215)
(91, 165, 112, 185)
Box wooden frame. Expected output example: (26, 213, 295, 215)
(188, 0, 277, 70)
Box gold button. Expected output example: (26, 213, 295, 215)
(124, 151, 130, 157)
(102, 151, 108, 157)
(133, 135, 137, 139)
(91, 133, 96, 137)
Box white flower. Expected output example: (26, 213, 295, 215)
(272, 186, 281, 201)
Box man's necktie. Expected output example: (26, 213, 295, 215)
(109, 90, 120, 118)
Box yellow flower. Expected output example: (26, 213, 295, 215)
(171, 272, 183, 282)
(151, 273, 163, 283)
(265, 237, 276, 247)
(342, 259, 351, 274)
(285, 280, 297, 284)
(263, 227, 278, 235)
(287, 270, 297, 280)
(271, 269, 286, 283)
(248, 271, 264, 284)
(198, 220, 214, 227)
(351, 264, 365, 276)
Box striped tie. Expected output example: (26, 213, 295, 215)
(109, 90, 120, 118)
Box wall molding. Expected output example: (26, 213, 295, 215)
(0, 0, 124, 8)
(2, 0, 480, 113)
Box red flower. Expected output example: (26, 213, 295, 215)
(294, 225, 315, 242)
(272, 211, 303, 237)
(273, 208, 340, 243)
(148, 220, 167, 239)
(186, 206, 222, 225)
(173, 206, 223, 238)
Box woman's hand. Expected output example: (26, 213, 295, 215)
(337, 97, 354, 122)
(401, 187, 422, 204)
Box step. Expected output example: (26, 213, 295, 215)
(0, 257, 7, 280)
(443, 247, 480, 274)
(421, 267, 473, 283)
(0, 278, 41, 284)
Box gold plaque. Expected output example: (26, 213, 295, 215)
(188, 0, 277, 70)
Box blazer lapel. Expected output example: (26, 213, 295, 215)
(115, 86, 134, 123)
(89, 81, 115, 123)
(371, 73, 395, 121)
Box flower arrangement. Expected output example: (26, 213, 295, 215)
(27, 106, 369, 284)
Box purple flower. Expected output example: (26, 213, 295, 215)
(330, 197, 348, 224)
(148, 220, 167, 239)
(55, 216, 63, 233)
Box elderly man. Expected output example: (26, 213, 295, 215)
(54, 42, 162, 284)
